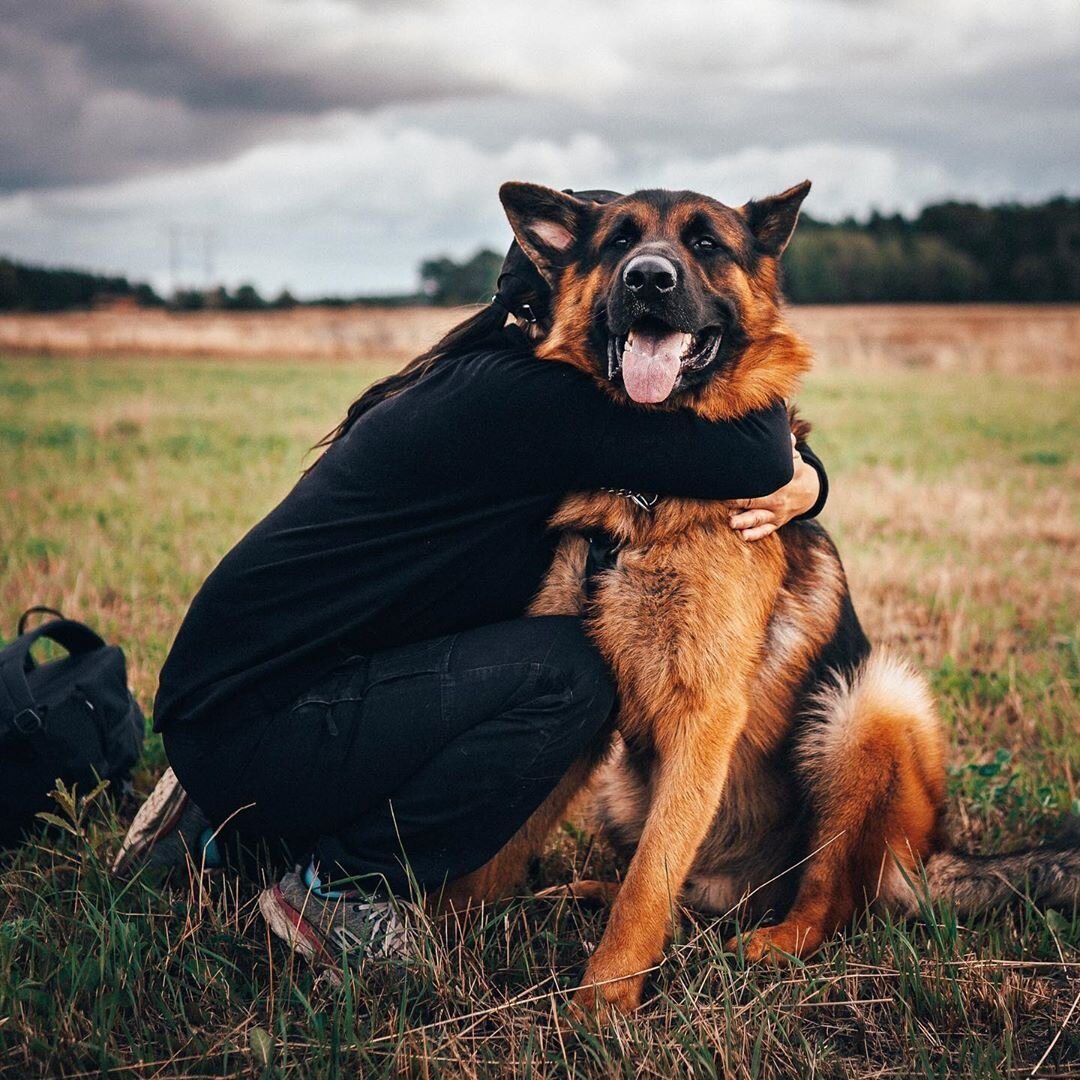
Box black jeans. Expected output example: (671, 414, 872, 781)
(164, 616, 615, 895)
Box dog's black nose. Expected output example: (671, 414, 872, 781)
(623, 254, 678, 295)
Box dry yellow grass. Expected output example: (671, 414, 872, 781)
(0, 305, 463, 363)
(788, 304, 1080, 374)
(1, 303, 1078, 372)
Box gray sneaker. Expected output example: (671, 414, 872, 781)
(258, 868, 415, 978)
(112, 767, 216, 876)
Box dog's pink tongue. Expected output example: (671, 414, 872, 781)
(621, 329, 685, 404)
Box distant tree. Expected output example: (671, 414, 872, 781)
(784, 230, 884, 302)
(171, 289, 207, 311)
(133, 283, 165, 308)
(420, 249, 502, 305)
(271, 288, 298, 310)
(904, 235, 987, 301)
(916, 198, 1080, 301)
(786, 213, 1004, 303)
(202, 285, 228, 310)
(227, 283, 267, 310)
(0, 257, 164, 311)
(0, 260, 20, 310)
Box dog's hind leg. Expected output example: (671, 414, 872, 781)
(734, 652, 946, 962)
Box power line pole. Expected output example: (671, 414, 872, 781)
(202, 227, 217, 290)
(168, 224, 181, 296)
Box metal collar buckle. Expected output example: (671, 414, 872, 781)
(602, 488, 659, 513)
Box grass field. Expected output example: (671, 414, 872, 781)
(0, 310, 1077, 1077)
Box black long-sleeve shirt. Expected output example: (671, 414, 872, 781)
(154, 328, 824, 732)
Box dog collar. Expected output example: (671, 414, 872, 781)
(601, 488, 659, 513)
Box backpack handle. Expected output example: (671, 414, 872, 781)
(0, 617, 107, 738)
(17, 606, 66, 636)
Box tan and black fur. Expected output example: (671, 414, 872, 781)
(439, 182, 1079, 1014)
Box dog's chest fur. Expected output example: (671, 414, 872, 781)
(531, 493, 855, 923)
(531, 491, 789, 744)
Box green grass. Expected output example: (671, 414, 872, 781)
(0, 353, 1077, 1077)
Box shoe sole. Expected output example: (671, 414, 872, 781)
(258, 885, 343, 986)
(112, 767, 190, 875)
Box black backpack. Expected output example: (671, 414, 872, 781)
(0, 607, 145, 842)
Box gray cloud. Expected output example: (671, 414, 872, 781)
(0, 0, 498, 190)
(0, 0, 1077, 293)
(17, 0, 485, 113)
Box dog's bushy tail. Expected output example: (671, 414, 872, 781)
(903, 819, 1080, 917)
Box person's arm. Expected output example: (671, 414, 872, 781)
(580, 397, 795, 500)
(507, 359, 795, 501)
(795, 442, 829, 520)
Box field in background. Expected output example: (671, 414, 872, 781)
(0, 308, 1077, 1076)
(0, 305, 464, 364)
(2, 303, 1079, 373)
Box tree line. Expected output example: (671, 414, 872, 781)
(784, 198, 1080, 302)
(0, 259, 164, 312)
(2, 196, 1077, 311)
(422, 198, 1080, 305)
(0, 261, 310, 313)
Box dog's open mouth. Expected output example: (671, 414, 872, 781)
(607, 316, 723, 404)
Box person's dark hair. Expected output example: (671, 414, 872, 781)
(307, 188, 622, 465)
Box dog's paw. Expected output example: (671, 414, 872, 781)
(727, 922, 823, 964)
(555, 988, 620, 1035)
(573, 962, 648, 1015)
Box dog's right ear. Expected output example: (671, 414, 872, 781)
(499, 182, 595, 285)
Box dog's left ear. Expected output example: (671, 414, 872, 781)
(499, 182, 596, 285)
(741, 180, 811, 257)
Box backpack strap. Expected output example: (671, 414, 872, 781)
(0, 618, 106, 739)
(17, 606, 66, 636)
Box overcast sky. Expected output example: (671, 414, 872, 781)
(1, 0, 1078, 297)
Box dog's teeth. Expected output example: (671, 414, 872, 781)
(625, 331, 635, 349)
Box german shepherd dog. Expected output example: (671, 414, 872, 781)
(440, 182, 1079, 1015)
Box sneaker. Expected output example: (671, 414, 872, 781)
(258, 866, 414, 977)
(112, 766, 218, 876)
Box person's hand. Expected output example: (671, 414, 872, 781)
(729, 435, 820, 542)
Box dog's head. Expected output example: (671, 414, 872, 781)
(499, 182, 814, 419)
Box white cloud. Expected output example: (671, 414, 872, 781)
(647, 143, 957, 218)
(0, 119, 619, 295)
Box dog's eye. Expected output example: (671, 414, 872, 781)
(692, 237, 719, 252)
(611, 236, 631, 250)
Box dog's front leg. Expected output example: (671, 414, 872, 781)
(574, 697, 748, 1015)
